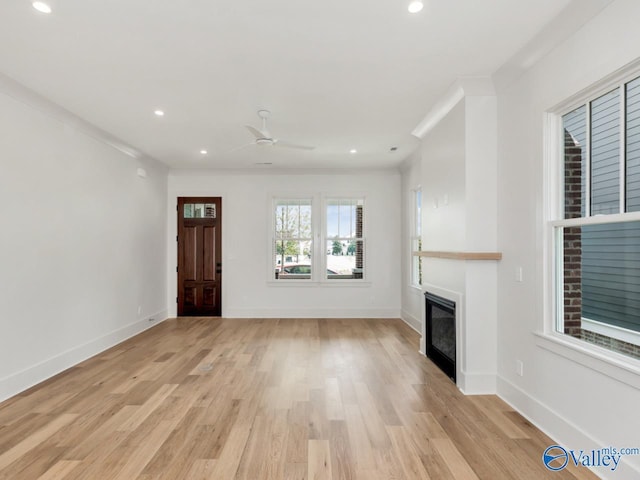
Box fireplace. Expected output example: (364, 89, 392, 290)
(425, 292, 456, 382)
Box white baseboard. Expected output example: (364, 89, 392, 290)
(0, 310, 168, 403)
(400, 309, 421, 333)
(497, 375, 640, 479)
(223, 307, 401, 318)
(458, 371, 497, 395)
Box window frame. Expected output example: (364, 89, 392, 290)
(322, 196, 367, 282)
(268, 193, 370, 286)
(271, 196, 315, 282)
(542, 59, 640, 381)
(410, 187, 422, 289)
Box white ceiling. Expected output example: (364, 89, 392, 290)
(0, 0, 574, 170)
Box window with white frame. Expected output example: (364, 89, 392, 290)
(411, 188, 422, 287)
(553, 72, 640, 360)
(271, 196, 366, 282)
(273, 198, 313, 280)
(325, 198, 365, 280)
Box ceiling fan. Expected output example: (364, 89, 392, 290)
(230, 110, 316, 153)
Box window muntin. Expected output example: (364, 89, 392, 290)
(325, 198, 364, 280)
(273, 199, 312, 280)
(556, 73, 640, 359)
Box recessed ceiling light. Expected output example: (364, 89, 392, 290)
(32, 1, 52, 13)
(154, 109, 165, 117)
(200, 149, 208, 155)
(408, 1, 423, 13)
(350, 149, 357, 154)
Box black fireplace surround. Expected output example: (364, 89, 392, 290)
(425, 292, 456, 382)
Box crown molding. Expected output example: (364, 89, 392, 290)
(411, 76, 494, 139)
(168, 166, 402, 177)
(0, 71, 165, 169)
(492, 0, 614, 93)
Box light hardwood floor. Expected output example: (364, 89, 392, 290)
(0, 318, 597, 479)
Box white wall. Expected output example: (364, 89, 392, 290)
(0, 85, 168, 402)
(168, 170, 401, 318)
(462, 95, 499, 394)
(420, 101, 467, 293)
(496, 0, 640, 476)
(400, 100, 467, 334)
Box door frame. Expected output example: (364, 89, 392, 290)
(177, 196, 222, 316)
(170, 193, 226, 318)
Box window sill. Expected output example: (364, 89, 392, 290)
(534, 331, 640, 390)
(267, 280, 372, 287)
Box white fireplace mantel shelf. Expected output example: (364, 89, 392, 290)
(413, 250, 502, 261)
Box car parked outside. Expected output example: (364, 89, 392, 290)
(280, 264, 338, 275)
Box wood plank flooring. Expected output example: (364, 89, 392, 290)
(0, 318, 597, 479)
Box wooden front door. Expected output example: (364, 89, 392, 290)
(177, 197, 222, 316)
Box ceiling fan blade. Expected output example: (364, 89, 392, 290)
(245, 125, 267, 139)
(274, 139, 316, 151)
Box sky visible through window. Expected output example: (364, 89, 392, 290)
(327, 200, 361, 238)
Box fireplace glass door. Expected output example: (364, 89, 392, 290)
(425, 292, 456, 381)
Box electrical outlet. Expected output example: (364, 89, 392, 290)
(515, 267, 523, 282)
(516, 359, 524, 377)
(148, 318, 156, 322)
(137, 305, 142, 315)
